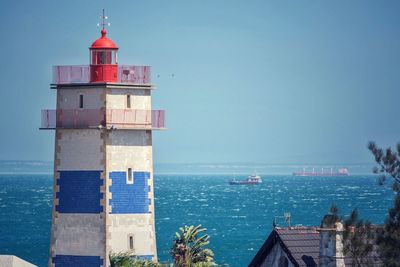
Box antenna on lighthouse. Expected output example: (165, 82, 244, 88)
(97, 9, 111, 29)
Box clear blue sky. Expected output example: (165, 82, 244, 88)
(0, 0, 399, 164)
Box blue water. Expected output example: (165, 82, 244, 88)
(0, 174, 395, 267)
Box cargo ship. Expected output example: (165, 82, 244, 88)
(293, 168, 349, 176)
(229, 173, 262, 185)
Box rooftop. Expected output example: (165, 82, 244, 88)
(249, 226, 383, 267)
(249, 227, 319, 267)
(275, 227, 320, 266)
(90, 29, 118, 49)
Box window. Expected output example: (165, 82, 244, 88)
(90, 50, 117, 65)
(127, 168, 133, 184)
(79, 94, 84, 109)
(128, 234, 135, 250)
(127, 95, 131, 108)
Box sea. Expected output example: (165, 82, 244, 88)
(0, 173, 395, 267)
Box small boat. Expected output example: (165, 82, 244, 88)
(229, 173, 262, 185)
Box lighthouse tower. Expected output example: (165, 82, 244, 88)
(41, 13, 165, 267)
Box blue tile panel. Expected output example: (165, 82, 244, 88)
(53, 255, 103, 267)
(56, 171, 103, 214)
(109, 171, 151, 214)
(136, 255, 154, 261)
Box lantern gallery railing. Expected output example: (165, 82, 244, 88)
(41, 109, 166, 130)
(52, 65, 151, 85)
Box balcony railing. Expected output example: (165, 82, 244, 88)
(52, 65, 151, 85)
(41, 109, 165, 130)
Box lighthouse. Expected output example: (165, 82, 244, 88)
(41, 12, 165, 267)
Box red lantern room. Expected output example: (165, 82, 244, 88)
(90, 28, 118, 83)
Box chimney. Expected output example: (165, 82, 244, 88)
(319, 215, 345, 267)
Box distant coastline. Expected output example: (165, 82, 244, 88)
(0, 160, 53, 174)
(0, 160, 377, 176)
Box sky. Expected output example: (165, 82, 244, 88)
(0, 0, 399, 165)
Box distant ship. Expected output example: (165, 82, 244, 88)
(292, 168, 349, 177)
(229, 173, 262, 185)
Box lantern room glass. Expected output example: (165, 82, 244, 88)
(90, 50, 118, 65)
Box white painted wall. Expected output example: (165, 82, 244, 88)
(58, 129, 103, 171)
(58, 88, 105, 109)
(107, 89, 151, 110)
(53, 214, 104, 257)
(107, 130, 152, 171)
(108, 214, 155, 255)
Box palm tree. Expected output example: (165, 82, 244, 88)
(170, 225, 215, 267)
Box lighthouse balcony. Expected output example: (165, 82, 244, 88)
(52, 65, 151, 85)
(40, 109, 166, 130)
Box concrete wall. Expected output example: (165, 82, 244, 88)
(107, 89, 151, 110)
(106, 129, 156, 260)
(0, 255, 37, 267)
(319, 228, 335, 267)
(108, 214, 155, 255)
(50, 128, 106, 266)
(58, 88, 105, 109)
(57, 130, 103, 171)
(107, 130, 152, 171)
(50, 85, 157, 266)
(53, 214, 105, 256)
(50, 127, 106, 266)
(319, 222, 345, 267)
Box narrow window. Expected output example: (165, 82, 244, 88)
(100, 51, 105, 64)
(128, 234, 134, 250)
(127, 168, 133, 184)
(127, 95, 131, 108)
(113, 51, 118, 64)
(79, 94, 84, 108)
(91, 51, 97, 64)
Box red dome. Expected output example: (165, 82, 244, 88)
(90, 29, 118, 49)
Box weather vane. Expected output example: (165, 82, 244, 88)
(97, 9, 110, 30)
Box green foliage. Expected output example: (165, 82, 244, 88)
(376, 194, 400, 267)
(109, 252, 162, 267)
(170, 224, 215, 267)
(368, 142, 400, 192)
(109, 224, 220, 267)
(327, 203, 340, 226)
(342, 209, 375, 267)
(324, 205, 375, 266)
(369, 142, 400, 266)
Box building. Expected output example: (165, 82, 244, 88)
(40, 13, 165, 267)
(249, 216, 382, 267)
(0, 255, 37, 267)
(249, 227, 319, 267)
